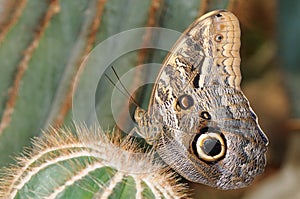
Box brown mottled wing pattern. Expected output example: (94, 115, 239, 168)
(149, 10, 241, 108)
(135, 10, 268, 189)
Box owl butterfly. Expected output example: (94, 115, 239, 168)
(133, 10, 268, 189)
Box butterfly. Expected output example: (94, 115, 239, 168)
(133, 10, 268, 189)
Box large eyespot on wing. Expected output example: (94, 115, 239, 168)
(156, 124, 267, 190)
(191, 127, 227, 162)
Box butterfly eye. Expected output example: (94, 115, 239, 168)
(176, 94, 194, 110)
(214, 34, 223, 42)
(134, 107, 145, 122)
(192, 128, 226, 162)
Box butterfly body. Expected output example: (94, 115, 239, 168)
(134, 10, 268, 189)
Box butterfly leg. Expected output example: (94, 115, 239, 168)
(126, 126, 157, 145)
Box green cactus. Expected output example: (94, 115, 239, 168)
(0, 125, 190, 198)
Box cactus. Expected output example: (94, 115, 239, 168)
(0, 125, 189, 198)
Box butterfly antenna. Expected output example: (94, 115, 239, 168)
(105, 66, 140, 107)
(104, 73, 128, 98)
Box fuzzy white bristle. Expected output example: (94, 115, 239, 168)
(0, 124, 190, 199)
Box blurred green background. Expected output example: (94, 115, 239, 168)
(0, 0, 299, 198)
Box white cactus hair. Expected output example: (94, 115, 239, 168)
(0, 123, 190, 199)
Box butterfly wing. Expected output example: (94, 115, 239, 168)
(147, 10, 268, 189)
(149, 10, 241, 108)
